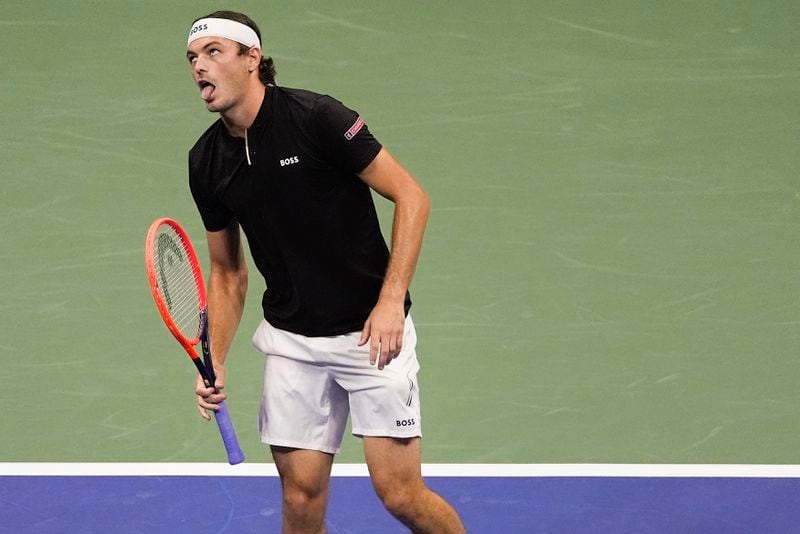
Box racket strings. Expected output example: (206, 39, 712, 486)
(167, 270, 201, 326)
(153, 226, 203, 340)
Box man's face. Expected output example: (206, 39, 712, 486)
(186, 37, 251, 113)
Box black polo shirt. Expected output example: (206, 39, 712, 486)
(188, 85, 411, 336)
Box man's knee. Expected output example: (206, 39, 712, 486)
(375, 480, 425, 519)
(283, 482, 326, 511)
(280, 469, 329, 511)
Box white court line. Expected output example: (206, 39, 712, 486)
(1, 464, 800, 478)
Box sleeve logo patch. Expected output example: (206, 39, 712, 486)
(344, 116, 365, 140)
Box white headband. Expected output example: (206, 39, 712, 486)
(187, 18, 261, 49)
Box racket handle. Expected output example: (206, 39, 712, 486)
(214, 401, 245, 465)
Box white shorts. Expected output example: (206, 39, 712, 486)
(251, 315, 422, 454)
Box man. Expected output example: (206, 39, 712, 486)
(185, 10, 465, 534)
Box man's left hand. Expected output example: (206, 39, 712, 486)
(358, 300, 405, 370)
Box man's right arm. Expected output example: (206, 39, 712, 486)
(195, 220, 248, 420)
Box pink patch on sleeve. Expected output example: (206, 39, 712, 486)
(344, 116, 365, 140)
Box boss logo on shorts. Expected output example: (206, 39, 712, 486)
(396, 418, 416, 427)
(280, 156, 300, 167)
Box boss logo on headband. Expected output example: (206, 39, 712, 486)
(187, 18, 260, 48)
(190, 23, 208, 35)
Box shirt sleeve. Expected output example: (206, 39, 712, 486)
(188, 151, 234, 232)
(311, 95, 383, 173)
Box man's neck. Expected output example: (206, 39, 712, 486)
(220, 83, 266, 138)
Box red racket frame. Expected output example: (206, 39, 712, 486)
(145, 217, 207, 362)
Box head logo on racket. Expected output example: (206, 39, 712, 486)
(155, 232, 187, 310)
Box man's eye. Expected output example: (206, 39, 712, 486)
(210, 49, 220, 55)
(188, 56, 197, 64)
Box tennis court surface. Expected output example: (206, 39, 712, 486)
(2, 2, 798, 532)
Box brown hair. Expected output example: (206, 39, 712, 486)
(195, 10, 277, 85)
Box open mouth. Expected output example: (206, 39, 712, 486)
(198, 80, 216, 101)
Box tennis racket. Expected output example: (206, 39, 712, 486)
(145, 217, 245, 465)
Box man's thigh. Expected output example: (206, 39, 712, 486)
(363, 436, 424, 490)
(271, 446, 335, 494)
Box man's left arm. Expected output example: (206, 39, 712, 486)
(357, 147, 431, 370)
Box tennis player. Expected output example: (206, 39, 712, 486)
(185, 10, 465, 533)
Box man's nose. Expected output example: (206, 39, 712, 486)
(193, 56, 207, 76)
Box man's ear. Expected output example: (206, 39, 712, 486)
(248, 46, 261, 73)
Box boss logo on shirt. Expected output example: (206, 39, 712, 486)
(396, 418, 416, 427)
(280, 156, 300, 167)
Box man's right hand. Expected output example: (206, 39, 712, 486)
(195, 366, 227, 421)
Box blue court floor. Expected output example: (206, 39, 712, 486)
(1, 467, 798, 533)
